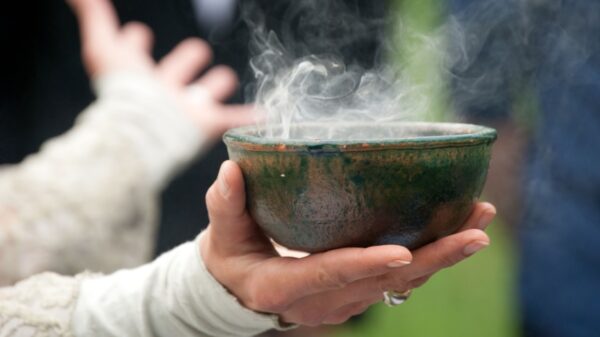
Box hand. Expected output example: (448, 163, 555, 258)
(67, 0, 256, 139)
(200, 161, 496, 326)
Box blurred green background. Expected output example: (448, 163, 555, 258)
(333, 224, 519, 337)
(332, 1, 521, 336)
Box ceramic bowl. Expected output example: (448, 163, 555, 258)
(224, 122, 496, 252)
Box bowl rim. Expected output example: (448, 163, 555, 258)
(223, 122, 497, 152)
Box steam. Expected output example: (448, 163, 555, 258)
(243, 0, 427, 140)
(250, 55, 424, 140)
(241, 0, 593, 140)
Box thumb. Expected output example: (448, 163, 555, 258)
(205, 161, 264, 251)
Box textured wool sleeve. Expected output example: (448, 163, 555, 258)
(0, 71, 206, 285)
(0, 236, 289, 337)
(71, 235, 287, 337)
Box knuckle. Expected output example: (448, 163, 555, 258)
(315, 265, 347, 290)
(439, 248, 461, 268)
(431, 239, 462, 269)
(247, 288, 290, 313)
(440, 255, 458, 268)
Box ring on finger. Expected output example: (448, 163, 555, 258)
(382, 289, 412, 307)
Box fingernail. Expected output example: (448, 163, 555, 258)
(218, 169, 230, 198)
(463, 241, 489, 256)
(387, 259, 412, 268)
(477, 211, 496, 230)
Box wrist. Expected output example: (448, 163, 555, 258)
(195, 232, 293, 332)
(198, 230, 249, 306)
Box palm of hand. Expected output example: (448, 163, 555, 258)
(70, 0, 256, 141)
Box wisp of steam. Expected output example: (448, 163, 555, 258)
(243, 0, 430, 141)
(242, 0, 529, 141)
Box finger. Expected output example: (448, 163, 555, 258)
(287, 272, 432, 317)
(270, 229, 490, 317)
(286, 231, 489, 314)
(158, 38, 212, 86)
(191, 65, 239, 102)
(281, 287, 380, 327)
(247, 244, 411, 314)
(284, 300, 372, 327)
(121, 22, 154, 54)
(389, 228, 490, 281)
(205, 161, 269, 253)
(459, 202, 496, 231)
(205, 105, 260, 137)
(254, 244, 412, 311)
(323, 231, 489, 304)
(68, 0, 119, 48)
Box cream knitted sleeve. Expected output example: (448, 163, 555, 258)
(71, 235, 285, 337)
(0, 236, 285, 337)
(0, 71, 206, 285)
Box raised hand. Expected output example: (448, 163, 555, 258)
(68, 0, 256, 139)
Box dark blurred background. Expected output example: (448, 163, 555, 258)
(1, 0, 245, 254)
(0, 0, 385, 255)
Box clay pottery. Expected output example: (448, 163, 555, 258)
(224, 122, 496, 252)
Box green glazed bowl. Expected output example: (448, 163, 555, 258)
(224, 122, 496, 253)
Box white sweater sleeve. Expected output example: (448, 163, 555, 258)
(71, 235, 285, 337)
(0, 235, 287, 337)
(0, 71, 206, 285)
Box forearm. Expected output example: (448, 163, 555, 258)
(71, 235, 283, 337)
(0, 235, 282, 337)
(0, 72, 206, 284)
